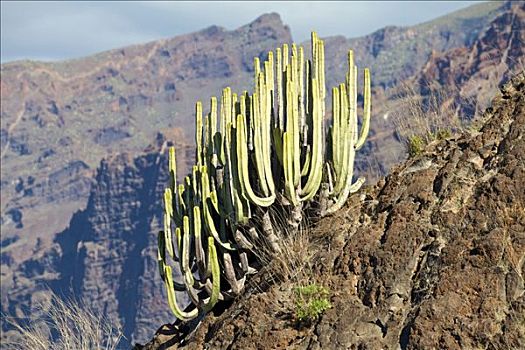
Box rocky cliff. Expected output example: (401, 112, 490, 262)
(415, 1, 524, 120)
(1, 134, 195, 347)
(138, 71, 525, 350)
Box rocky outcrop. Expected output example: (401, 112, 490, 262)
(53, 151, 172, 346)
(138, 75, 524, 349)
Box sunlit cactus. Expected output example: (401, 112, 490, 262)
(158, 32, 372, 320)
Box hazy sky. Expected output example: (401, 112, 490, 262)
(1, 1, 484, 63)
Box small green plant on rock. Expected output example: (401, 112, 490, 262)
(434, 128, 451, 140)
(293, 284, 331, 323)
(407, 128, 451, 157)
(407, 135, 425, 157)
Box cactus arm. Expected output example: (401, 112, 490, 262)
(192, 206, 207, 279)
(300, 77, 323, 200)
(163, 188, 176, 260)
(236, 114, 276, 207)
(177, 183, 186, 214)
(273, 127, 284, 165)
(332, 104, 351, 195)
(164, 265, 199, 321)
(331, 87, 341, 178)
(299, 46, 305, 137)
(200, 237, 220, 312)
(181, 216, 195, 288)
(169, 147, 184, 225)
(224, 121, 250, 224)
(324, 177, 365, 215)
(355, 68, 371, 151)
(260, 72, 276, 193)
(157, 231, 166, 279)
(252, 91, 270, 196)
(283, 132, 299, 205)
(201, 166, 237, 251)
(195, 102, 203, 167)
(300, 145, 311, 177)
(291, 76, 301, 188)
(157, 231, 185, 291)
(276, 47, 283, 130)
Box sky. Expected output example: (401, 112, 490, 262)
(1, 1, 484, 63)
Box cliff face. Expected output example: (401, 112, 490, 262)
(416, 2, 525, 119)
(1, 136, 192, 346)
(139, 75, 524, 349)
(53, 150, 172, 345)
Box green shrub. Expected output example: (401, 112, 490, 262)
(434, 128, 451, 140)
(407, 135, 425, 157)
(294, 284, 331, 323)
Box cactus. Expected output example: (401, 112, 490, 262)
(158, 32, 372, 321)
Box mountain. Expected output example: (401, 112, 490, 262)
(1, 1, 522, 347)
(415, 1, 524, 118)
(348, 1, 524, 181)
(0, 12, 292, 252)
(1, 135, 191, 347)
(138, 71, 525, 350)
(1, 15, 291, 345)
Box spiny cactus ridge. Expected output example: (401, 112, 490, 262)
(158, 32, 371, 321)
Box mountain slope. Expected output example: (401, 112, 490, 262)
(415, 1, 524, 118)
(355, 1, 523, 183)
(138, 73, 525, 350)
(0, 13, 292, 252)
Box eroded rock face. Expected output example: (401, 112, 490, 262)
(51, 141, 193, 347)
(138, 76, 524, 349)
(416, 1, 525, 120)
(0, 136, 192, 347)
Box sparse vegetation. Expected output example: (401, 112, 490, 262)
(407, 134, 425, 157)
(390, 80, 467, 157)
(2, 293, 123, 350)
(293, 284, 332, 324)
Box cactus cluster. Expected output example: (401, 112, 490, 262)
(158, 32, 371, 321)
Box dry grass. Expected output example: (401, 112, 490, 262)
(390, 80, 465, 155)
(251, 204, 316, 286)
(2, 292, 123, 350)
